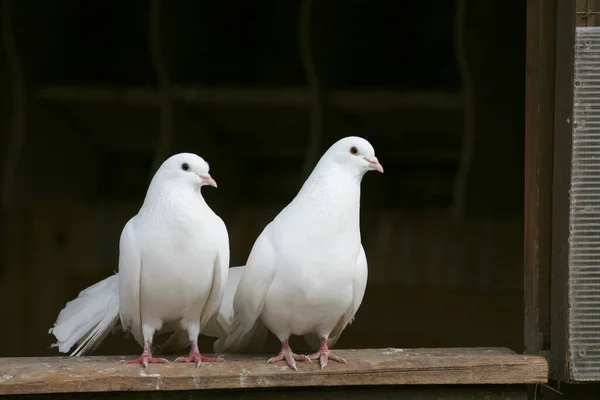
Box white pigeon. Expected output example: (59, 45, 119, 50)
(49, 266, 244, 358)
(219, 136, 383, 370)
(49, 153, 230, 368)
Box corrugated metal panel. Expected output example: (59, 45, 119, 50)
(569, 27, 600, 382)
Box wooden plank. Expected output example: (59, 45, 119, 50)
(550, 0, 575, 382)
(0, 385, 530, 399)
(0, 348, 547, 395)
(524, 0, 556, 356)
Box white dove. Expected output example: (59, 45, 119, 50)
(50, 153, 230, 368)
(48, 266, 244, 359)
(219, 136, 383, 370)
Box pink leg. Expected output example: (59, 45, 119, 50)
(122, 340, 169, 368)
(308, 337, 348, 369)
(174, 341, 224, 368)
(267, 340, 311, 371)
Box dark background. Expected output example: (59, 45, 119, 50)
(0, 0, 526, 357)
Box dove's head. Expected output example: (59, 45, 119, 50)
(155, 153, 217, 189)
(323, 136, 384, 175)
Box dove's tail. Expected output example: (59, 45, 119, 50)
(49, 274, 120, 356)
(211, 266, 267, 354)
(214, 318, 268, 354)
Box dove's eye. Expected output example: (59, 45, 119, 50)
(181, 163, 190, 171)
(349, 146, 359, 155)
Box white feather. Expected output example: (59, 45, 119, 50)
(212, 265, 269, 353)
(49, 274, 120, 356)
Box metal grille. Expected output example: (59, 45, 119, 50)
(569, 27, 600, 381)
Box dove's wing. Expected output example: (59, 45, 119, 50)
(200, 218, 230, 332)
(304, 244, 368, 350)
(327, 244, 368, 348)
(220, 228, 277, 352)
(118, 218, 144, 346)
(351, 245, 369, 324)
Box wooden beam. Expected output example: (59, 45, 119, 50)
(0, 348, 547, 396)
(0, 386, 532, 399)
(524, 0, 556, 360)
(550, 0, 576, 382)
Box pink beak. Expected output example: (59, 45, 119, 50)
(365, 156, 384, 173)
(199, 173, 218, 188)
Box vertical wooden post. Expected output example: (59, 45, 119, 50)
(524, 0, 557, 358)
(524, 0, 577, 383)
(550, 0, 575, 383)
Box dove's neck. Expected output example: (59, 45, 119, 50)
(140, 180, 210, 221)
(290, 162, 363, 226)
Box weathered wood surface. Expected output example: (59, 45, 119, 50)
(0, 385, 531, 400)
(0, 348, 547, 395)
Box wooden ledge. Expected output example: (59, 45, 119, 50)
(0, 348, 547, 396)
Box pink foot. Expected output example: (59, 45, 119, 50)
(308, 338, 348, 369)
(174, 342, 224, 368)
(267, 340, 311, 371)
(121, 340, 169, 368)
(124, 355, 169, 368)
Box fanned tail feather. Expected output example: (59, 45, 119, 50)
(49, 274, 120, 356)
(215, 317, 268, 354)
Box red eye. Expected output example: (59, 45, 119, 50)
(350, 146, 359, 155)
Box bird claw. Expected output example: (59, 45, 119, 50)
(308, 351, 347, 370)
(121, 356, 169, 368)
(267, 349, 311, 371)
(174, 352, 224, 368)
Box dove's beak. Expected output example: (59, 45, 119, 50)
(365, 156, 384, 173)
(199, 173, 218, 188)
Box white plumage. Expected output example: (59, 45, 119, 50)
(218, 136, 383, 370)
(49, 274, 120, 356)
(49, 267, 244, 358)
(49, 153, 230, 368)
